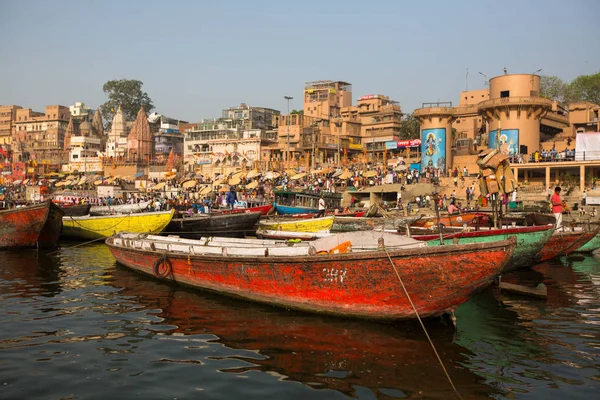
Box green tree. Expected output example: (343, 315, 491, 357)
(566, 72, 600, 105)
(540, 75, 567, 102)
(398, 113, 420, 140)
(290, 109, 304, 115)
(100, 79, 154, 129)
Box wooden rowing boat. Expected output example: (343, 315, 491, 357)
(165, 211, 262, 239)
(109, 264, 495, 398)
(258, 215, 334, 233)
(215, 203, 273, 216)
(332, 215, 421, 233)
(413, 225, 554, 272)
(0, 200, 64, 249)
(536, 228, 599, 262)
(411, 212, 490, 229)
(89, 201, 151, 216)
(62, 209, 174, 240)
(106, 231, 516, 320)
(575, 233, 600, 253)
(274, 203, 319, 215)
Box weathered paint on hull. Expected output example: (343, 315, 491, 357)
(0, 204, 48, 248)
(106, 237, 515, 320)
(417, 225, 553, 272)
(37, 202, 65, 247)
(62, 210, 174, 240)
(575, 233, 600, 253)
(536, 229, 599, 262)
(0, 201, 63, 249)
(166, 211, 262, 239)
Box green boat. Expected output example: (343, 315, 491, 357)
(575, 233, 600, 253)
(413, 225, 554, 272)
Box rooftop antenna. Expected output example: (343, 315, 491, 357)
(466, 68, 469, 91)
(504, 67, 508, 75)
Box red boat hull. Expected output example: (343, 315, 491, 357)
(0, 201, 64, 249)
(106, 237, 515, 320)
(536, 229, 597, 262)
(218, 204, 273, 215)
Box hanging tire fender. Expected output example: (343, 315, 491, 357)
(153, 255, 172, 278)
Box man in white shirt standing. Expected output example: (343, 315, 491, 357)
(317, 195, 326, 217)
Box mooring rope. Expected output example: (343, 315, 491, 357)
(47, 236, 107, 255)
(383, 247, 463, 400)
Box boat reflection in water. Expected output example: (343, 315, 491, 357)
(455, 255, 600, 399)
(109, 265, 498, 399)
(0, 248, 63, 298)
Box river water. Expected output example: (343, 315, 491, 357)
(0, 244, 598, 399)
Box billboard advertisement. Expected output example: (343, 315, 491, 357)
(420, 128, 446, 171)
(489, 129, 519, 155)
(385, 141, 398, 150)
(396, 139, 422, 148)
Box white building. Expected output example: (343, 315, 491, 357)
(103, 106, 129, 159)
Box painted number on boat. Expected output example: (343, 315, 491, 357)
(323, 268, 347, 284)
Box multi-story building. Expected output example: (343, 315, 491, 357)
(565, 101, 600, 135)
(63, 119, 103, 173)
(12, 105, 71, 166)
(148, 112, 185, 161)
(69, 102, 94, 122)
(0, 105, 21, 147)
(183, 117, 277, 174)
(340, 94, 403, 164)
(303, 80, 352, 119)
(221, 103, 280, 130)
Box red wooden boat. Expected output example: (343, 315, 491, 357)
(411, 212, 490, 229)
(106, 232, 516, 320)
(0, 200, 64, 249)
(536, 228, 599, 262)
(108, 265, 497, 398)
(217, 203, 273, 216)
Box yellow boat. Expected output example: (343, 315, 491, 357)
(62, 210, 175, 240)
(257, 215, 334, 233)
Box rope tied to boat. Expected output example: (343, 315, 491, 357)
(382, 247, 463, 400)
(67, 213, 132, 232)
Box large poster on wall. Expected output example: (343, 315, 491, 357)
(420, 128, 446, 171)
(489, 129, 519, 155)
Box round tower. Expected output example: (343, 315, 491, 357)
(414, 105, 455, 173)
(478, 74, 552, 156)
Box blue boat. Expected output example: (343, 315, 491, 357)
(274, 203, 318, 215)
(272, 189, 342, 215)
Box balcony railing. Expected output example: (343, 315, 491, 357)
(478, 96, 553, 111)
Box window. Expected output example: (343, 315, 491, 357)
(500, 91, 510, 98)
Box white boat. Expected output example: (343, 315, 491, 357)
(112, 231, 425, 257)
(89, 201, 151, 216)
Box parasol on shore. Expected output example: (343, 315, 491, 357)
(291, 172, 307, 180)
(152, 182, 166, 191)
(182, 180, 197, 189)
(246, 170, 260, 179)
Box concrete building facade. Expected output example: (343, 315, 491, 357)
(12, 105, 71, 166)
(0, 105, 21, 148)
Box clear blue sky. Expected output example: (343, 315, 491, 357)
(1, 0, 599, 122)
